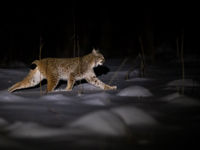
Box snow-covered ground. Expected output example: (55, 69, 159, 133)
(0, 56, 200, 150)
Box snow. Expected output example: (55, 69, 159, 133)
(162, 92, 200, 106)
(0, 57, 200, 149)
(0, 91, 25, 102)
(111, 106, 157, 126)
(6, 122, 68, 138)
(81, 92, 111, 105)
(167, 79, 199, 87)
(78, 83, 102, 91)
(118, 86, 153, 97)
(0, 118, 8, 127)
(70, 110, 127, 136)
(55, 83, 102, 92)
(42, 94, 68, 101)
(126, 77, 153, 82)
(1, 106, 157, 138)
(162, 92, 180, 101)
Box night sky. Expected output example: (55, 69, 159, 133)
(0, 2, 199, 65)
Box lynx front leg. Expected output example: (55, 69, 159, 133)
(86, 76, 117, 90)
(46, 75, 59, 92)
(8, 68, 44, 93)
(66, 73, 76, 91)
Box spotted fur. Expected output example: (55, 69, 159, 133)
(8, 49, 117, 93)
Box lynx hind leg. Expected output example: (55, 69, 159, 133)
(86, 76, 117, 90)
(8, 67, 44, 93)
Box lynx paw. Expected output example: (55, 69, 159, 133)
(66, 88, 72, 92)
(110, 86, 117, 90)
(104, 85, 117, 90)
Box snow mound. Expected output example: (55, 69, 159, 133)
(55, 83, 102, 92)
(54, 88, 66, 92)
(0, 91, 25, 102)
(77, 83, 102, 91)
(42, 94, 67, 101)
(81, 92, 111, 105)
(162, 92, 200, 106)
(70, 106, 157, 136)
(126, 77, 152, 82)
(111, 106, 157, 126)
(127, 69, 140, 78)
(167, 79, 199, 87)
(41, 94, 74, 105)
(70, 110, 127, 136)
(0, 118, 8, 127)
(6, 122, 67, 138)
(118, 86, 153, 97)
(162, 92, 180, 101)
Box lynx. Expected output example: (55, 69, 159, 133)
(8, 49, 117, 93)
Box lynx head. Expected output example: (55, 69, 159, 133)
(92, 49, 105, 67)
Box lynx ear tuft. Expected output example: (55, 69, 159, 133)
(29, 63, 37, 70)
(92, 48, 99, 55)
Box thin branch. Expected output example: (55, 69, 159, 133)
(39, 36, 43, 95)
(181, 28, 185, 94)
(139, 36, 145, 77)
(109, 58, 128, 85)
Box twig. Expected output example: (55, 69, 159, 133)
(109, 58, 128, 85)
(176, 36, 180, 61)
(180, 28, 185, 94)
(139, 36, 145, 77)
(73, 5, 83, 95)
(139, 54, 145, 77)
(125, 54, 140, 80)
(39, 36, 43, 95)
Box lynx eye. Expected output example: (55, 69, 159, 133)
(100, 58, 105, 63)
(29, 63, 37, 70)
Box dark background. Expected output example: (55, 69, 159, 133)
(0, 2, 199, 65)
